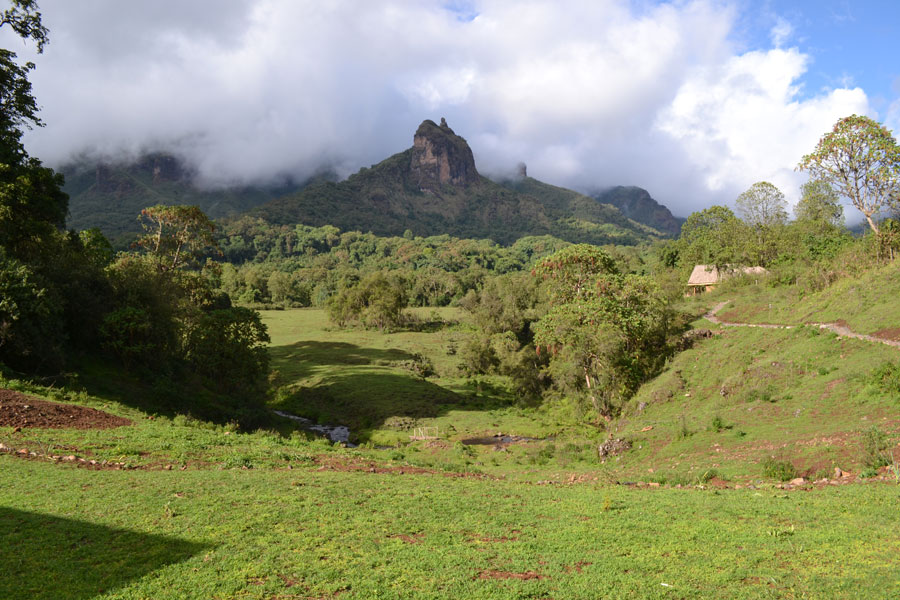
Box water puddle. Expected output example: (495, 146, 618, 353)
(273, 410, 356, 447)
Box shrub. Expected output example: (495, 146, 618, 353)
(762, 458, 796, 481)
(861, 426, 891, 469)
(709, 415, 731, 432)
(868, 362, 900, 398)
(676, 415, 693, 440)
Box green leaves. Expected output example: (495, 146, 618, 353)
(135, 204, 219, 272)
(798, 114, 900, 234)
(735, 181, 788, 228)
(531, 246, 674, 418)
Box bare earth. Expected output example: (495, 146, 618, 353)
(0, 389, 131, 429)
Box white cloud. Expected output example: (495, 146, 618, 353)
(770, 17, 793, 48)
(657, 47, 869, 208)
(7, 0, 873, 216)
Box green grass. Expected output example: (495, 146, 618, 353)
(710, 259, 900, 335)
(3, 455, 900, 599)
(613, 316, 900, 482)
(4, 262, 900, 597)
(263, 307, 576, 448)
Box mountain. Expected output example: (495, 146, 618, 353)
(591, 186, 684, 237)
(253, 119, 663, 245)
(60, 153, 315, 245)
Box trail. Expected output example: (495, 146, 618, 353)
(704, 301, 900, 349)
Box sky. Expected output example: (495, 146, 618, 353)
(3, 0, 899, 217)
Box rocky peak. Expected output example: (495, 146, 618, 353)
(410, 118, 479, 191)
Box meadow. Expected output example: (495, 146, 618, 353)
(2, 295, 900, 598)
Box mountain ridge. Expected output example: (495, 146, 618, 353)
(252, 119, 668, 245)
(61, 120, 682, 246)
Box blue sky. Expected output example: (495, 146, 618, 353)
(6, 0, 898, 217)
(738, 0, 899, 110)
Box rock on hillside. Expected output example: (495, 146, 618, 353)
(411, 118, 479, 190)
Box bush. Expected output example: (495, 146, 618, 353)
(868, 362, 900, 398)
(762, 458, 796, 481)
(860, 426, 891, 469)
(709, 415, 731, 432)
(0, 249, 65, 372)
(328, 270, 408, 330)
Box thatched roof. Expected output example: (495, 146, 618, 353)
(687, 265, 767, 286)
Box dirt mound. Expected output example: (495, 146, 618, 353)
(0, 389, 131, 429)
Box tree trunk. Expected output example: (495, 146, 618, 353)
(865, 213, 880, 235)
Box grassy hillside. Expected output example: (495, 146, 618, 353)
(264, 307, 574, 449)
(710, 259, 900, 337)
(2, 378, 899, 599)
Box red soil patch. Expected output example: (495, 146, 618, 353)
(390, 533, 424, 544)
(0, 389, 131, 430)
(476, 570, 546, 580)
(469, 530, 521, 543)
(873, 327, 900, 342)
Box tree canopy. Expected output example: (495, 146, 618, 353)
(798, 115, 900, 234)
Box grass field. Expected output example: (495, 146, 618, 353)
(263, 307, 582, 449)
(3, 283, 900, 598)
(3, 453, 900, 599)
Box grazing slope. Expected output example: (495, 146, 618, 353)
(253, 119, 663, 245)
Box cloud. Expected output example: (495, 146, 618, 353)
(658, 48, 868, 206)
(9, 0, 872, 216)
(770, 17, 793, 48)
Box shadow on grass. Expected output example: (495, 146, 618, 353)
(269, 341, 418, 380)
(272, 369, 512, 440)
(68, 359, 271, 429)
(0, 507, 208, 600)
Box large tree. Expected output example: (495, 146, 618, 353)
(677, 205, 748, 269)
(135, 204, 219, 272)
(798, 115, 900, 235)
(734, 181, 788, 266)
(531, 245, 672, 419)
(795, 179, 843, 226)
(735, 181, 788, 228)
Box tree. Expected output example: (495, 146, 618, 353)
(182, 306, 270, 399)
(735, 181, 788, 228)
(531, 245, 673, 420)
(328, 270, 408, 330)
(677, 205, 748, 269)
(0, 1, 67, 261)
(795, 179, 843, 226)
(0, 1, 48, 161)
(734, 182, 788, 266)
(798, 115, 900, 235)
(134, 204, 219, 272)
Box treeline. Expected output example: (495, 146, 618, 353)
(213, 217, 576, 307)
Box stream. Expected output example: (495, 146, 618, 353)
(273, 410, 357, 447)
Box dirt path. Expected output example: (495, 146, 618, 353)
(704, 301, 900, 349)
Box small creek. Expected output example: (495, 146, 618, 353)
(273, 410, 357, 447)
